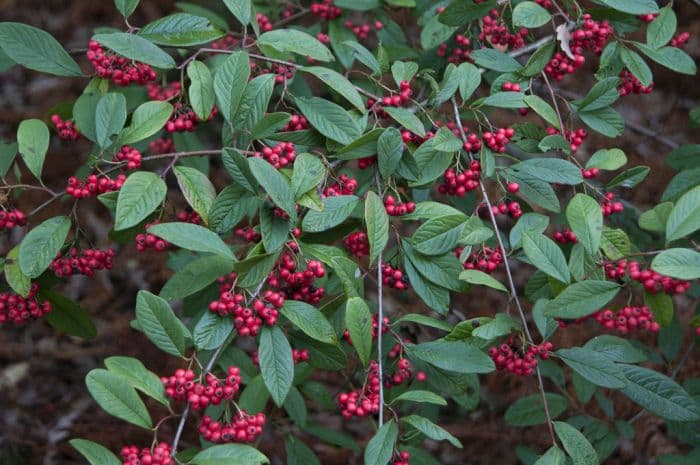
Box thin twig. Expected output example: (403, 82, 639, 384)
(451, 97, 557, 445)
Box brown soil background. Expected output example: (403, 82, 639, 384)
(0, 1, 699, 464)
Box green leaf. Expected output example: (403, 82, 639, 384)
(553, 421, 598, 465)
(17, 119, 49, 179)
(300, 66, 365, 111)
(457, 62, 482, 101)
(607, 166, 650, 189)
(341, 40, 380, 73)
(119, 101, 173, 145)
(291, 153, 325, 198)
(534, 446, 566, 465)
(512, 158, 583, 185)
(85, 369, 152, 429)
(259, 325, 294, 406)
(222, 0, 251, 26)
(70, 439, 121, 465)
(512, 1, 551, 28)
(438, 0, 496, 26)
(391, 61, 419, 87)
(115, 0, 139, 18)
(544, 281, 620, 319)
(471, 48, 522, 73)
(432, 127, 463, 152)
(644, 290, 674, 327)
(222, 148, 257, 193)
(295, 96, 360, 145)
(522, 232, 570, 283)
(600, 228, 631, 260)
(578, 107, 624, 138)
(148, 222, 233, 259)
(505, 170, 560, 212)
(161, 256, 233, 302)
(234, 74, 275, 137)
(139, 13, 223, 46)
(639, 202, 673, 233)
(505, 393, 568, 426)
(409, 340, 494, 374)
(377, 128, 404, 179)
(5, 246, 30, 296)
(620, 48, 652, 88)
(191, 444, 269, 465)
(187, 61, 215, 121)
(114, 171, 166, 231)
(472, 313, 521, 339)
(92, 32, 175, 69)
(0, 22, 82, 76)
(173, 166, 215, 224)
(135, 290, 190, 357)
(402, 257, 450, 314)
(557, 347, 628, 389)
(41, 289, 97, 340)
(248, 157, 297, 222)
(566, 194, 603, 255)
(521, 39, 556, 77)
(302, 195, 359, 232)
(524, 95, 560, 128)
(652, 248, 700, 280)
(666, 186, 700, 241)
(586, 148, 627, 170)
(285, 436, 319, 465)
(345, 297, 372, 366)
(618, 364, 700, 422)
(193, 311, 233, 350)
(647, 6, 676, 49)
(574, 77, 620, 112)
(0, 140, 17, 177)
(18, 216, 70, 278)
(95, 93, 127, 148)
(403, 415, 462, 448)
(403, 243, 463, 291)
(510, 213, 549, 249)
(280, 300, 337, 345)
(104, 356, 168, 405)
(595, 0, 658, 14)
(421, 15, 458, 50)
(365, 191, 389, 265)
(392, 390, 447, 406)
(459, 270, 507, 293)
(258, 29, 333, 62)
(634, 42, 696, 75)
(214, 51, 249, 124)
(382, 107, 425, 138)
(413, 215, 465, 256)
(234, 252, 280, 288)
(364, 421, 398, 465)
(584, 335, 647, 363)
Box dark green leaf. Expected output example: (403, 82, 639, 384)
(0, 22, 82, 76)
(85, 369, 152, 429)
(92, 32, 175, 69)
(18, 216, 70, 278)
(259, 325, 294, 406)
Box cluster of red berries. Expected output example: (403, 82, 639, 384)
(66, 174, 126, 199)
(358, 156, 376, 169)
(482, 128, 515, 153)
(345, 314, 389, 345)
(253, 142, 296, 169)
(437, 34, 472, 64)
(50, 114, 80, 141)
(671, 32, 690, 48)
(593, 306, 660, 334)
(392, 451, 412, 465)
(148, 137, 174, 154)
(639, 13, 659, 23)
(256, 12, 273, 32)
(502, 81, 522, 92)
(482, 200, 523, 219)
(401, 129, 433, 146)
(120, 443, 172, 465)
(381, 264, 411, 290)
(209, 288, 284, 336)
(535, 0, 553, 9)
(114, 145, 142, 171)
(618, 69, 653, 96)
(283, 114, 310, 131)
(311, 0, 342, 19)
(344, 231, 370, 257)
(162, 367, 241, 410)
(384, 195, 416, 216)
(489, 337, 553, 376)
(439, 163, 482, 197)
(235, 226, 261, 243)
(344, 19, 383, 40)
(176, 209, 202, 225)
(0, 284, 52, 325)
(210, 34, 239, 51)
(506, 181, 520, 193)
(338, 361, 381, 418)
(135, 221, 170, 252)
(367, 81, 413, 115)
(86, 41, 156, 86)
(456, 246, 504, 273)
(604, 259, 690, 295)
(545, 15, 614, 81)
(199, 411, 266, 444)
(267, 253, 326, 304)
(50, 248, 115, 278)
(251, 61, 295, 85)
(600, 192, 624, 217)
(165, 103, 216, 133)
(0, 209, 27, 230)
(253, 348, 309, 365)
(480, 9, 529, 50)
(553, 229, 578, 244)
(323, 174, 358, 197)
(546, 127, 588, 153)
(316, 32, 331, 44)
(147, 82, 181, 101)
(581, 167, 600, 179)
(435, 121, 483, 152)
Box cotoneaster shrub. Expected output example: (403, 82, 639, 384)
(0, 0, 699, 464)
